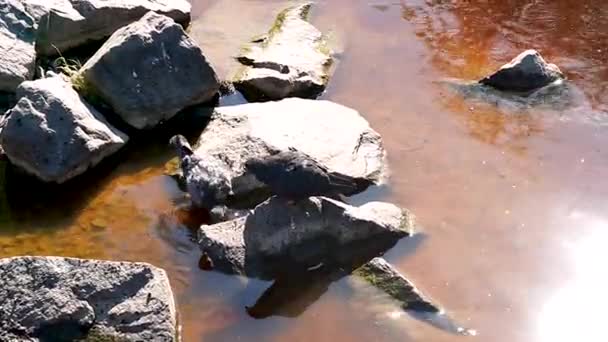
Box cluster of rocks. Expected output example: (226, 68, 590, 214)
(4, 1, 576, 339)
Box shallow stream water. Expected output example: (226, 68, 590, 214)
(1, 0, 608, 341)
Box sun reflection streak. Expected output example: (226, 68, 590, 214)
(538, 214, 608, 342)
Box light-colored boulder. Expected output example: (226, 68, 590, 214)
(233, 3, 333, 101)
(198, 196, 412, 279)
(480, 49, 564, 92)
(34, 0, 191, 55)
(0, 256, 177, 341)
(0, 0, 36, 92)
(182, 98, 385, 206)
(78, 12, 219, 129)
(0, 76, 128, 183)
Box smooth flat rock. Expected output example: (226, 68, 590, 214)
(0, 256, 177, 341)
(0, 76, 128, 183)
(480, 49, 564, 92)
(184, 98, 385, 206)
(233, 3, 333, 101)
(0, 0, 36, 92)
(35, 0, 191, 55)
(78, 12, 219, 129)
(198, 196, 412, 279)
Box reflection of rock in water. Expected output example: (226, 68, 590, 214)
(246, 270, 335, 319)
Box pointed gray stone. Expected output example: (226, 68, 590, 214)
(79, 12, 219, 129)
(0, 76, 128, 183)
(480, 49, 564, 92)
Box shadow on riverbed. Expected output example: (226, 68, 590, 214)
(0, 104, 214, 234)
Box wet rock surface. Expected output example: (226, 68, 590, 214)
(78, 12, 219, 129)
(233, 3, 333, 101)
(34, 0, 191, 56)
(0, 76, 128, 183)
(0, 0, 36, 92)
(354, 257, 439, 313)
(183, 98, 385, 207)
(480, 49, 564, 92)
(0, 256, 177, 341)
(198, 196, 413, 279)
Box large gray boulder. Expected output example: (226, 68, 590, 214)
(0, 256, 177, 341)
(78, 12, 219, 129)
(198, 196, 412, 279)
(0, 0, 36, 92)
(34, 0, 191, 56)
(480, 49, 564, 92)
(233, 3, 333, 101)
(183, 99, 385, 206)
(0, 76, 128, 183)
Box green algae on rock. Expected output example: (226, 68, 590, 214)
(232, 3, 334, 101)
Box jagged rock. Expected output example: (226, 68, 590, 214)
(0, 0, 36, 92)
(0, 256, 177, 341)
(0, 76, 128, 183)
(182, 98, 385, 207)
(198, 196, 412, 279)
(233, 3, 333, 101)
(34, 0, 191, 56)
(354, 257, 439, 313)
(480, 50, 564, 92)
(78, 12, 219, 129)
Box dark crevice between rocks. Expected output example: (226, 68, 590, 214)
(35, 319, 94, 342)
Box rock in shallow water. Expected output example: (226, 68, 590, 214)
(182, 98, 386, 207)
(78, 11, 220, 129)
(0, 76, 128, 183)
(480, 49, 564, 92)
(198, 196, 413, 279)
(34, 0, 191, 56)
(354, 257, 439, 313)
(233, 3, 333, 101)
(0, 0, 36, 92)
(0, 256, 177, 341)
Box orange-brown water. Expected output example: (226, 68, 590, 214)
(1, 0, 608, 341)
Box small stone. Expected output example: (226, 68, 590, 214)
(480, 49, 564, 92)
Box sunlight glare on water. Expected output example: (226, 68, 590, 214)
(538, 213, 608, 342)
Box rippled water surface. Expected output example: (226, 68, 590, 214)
(2, 0, 608, 341)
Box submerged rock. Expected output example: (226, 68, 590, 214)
(182, 98, 385, 207)
(78, 12, 219, 129)
(480, 50, 564, 92)
(233, 3, 333, 101)
(0, 256, 177, 341)
(354, 257, 439, 313)
(0, 0, 36, 92)
(0, 76, 128, 183)
(34, 0, 191, 56)
(198, 196, 413, 279)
